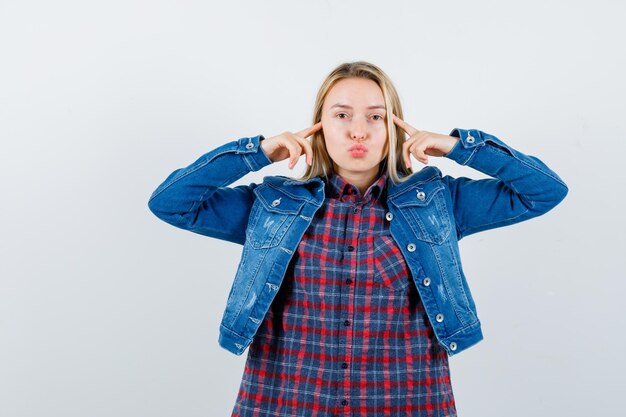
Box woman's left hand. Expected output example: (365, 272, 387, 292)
(392, 114, 460, 168)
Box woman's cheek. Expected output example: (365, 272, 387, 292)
(323, 124, 343, 140)
(372, 121, 386, 130)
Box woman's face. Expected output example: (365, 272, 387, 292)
(320, 77, 389, 179)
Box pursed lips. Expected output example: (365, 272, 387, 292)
(349, 144, 368, 151)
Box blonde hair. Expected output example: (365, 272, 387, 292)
(295, 61, 413, 184)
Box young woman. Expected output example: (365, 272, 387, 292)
(148, 61, 568, 416)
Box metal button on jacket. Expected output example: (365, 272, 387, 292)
(422, 277, 431, 286)
(449, 342, 458, 351)
(271, 198, 281, 207)
(407, 243, 416, 252)
(385, 212, 393, 221)
(436, 313, 444, 322)
(467, 135, 475, 143)
(245, 142, 254, 149)
(416, 190, 426, 200)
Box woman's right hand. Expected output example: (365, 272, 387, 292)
(260, 122, 323, 169)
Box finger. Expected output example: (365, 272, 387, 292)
(284, 140, 302, 169)
(292, 134, 314, 166)
(403, 144, 411, 169)
(404, 153, 412, 169)
(402, 136, 417, 168)
(409, 140, 429, 164)
(296, 121, 323, 139)
(392, 114, 419, 136)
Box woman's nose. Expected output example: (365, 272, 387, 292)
(350, 118, 367, 140)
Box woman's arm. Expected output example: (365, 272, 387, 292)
(441, 128, 569, 240)
(147, 134, 273, 245)
(147, 123, 320, 245)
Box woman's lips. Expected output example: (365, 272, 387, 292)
(349, 144, 368, 157)
(350, 149, 367, 157)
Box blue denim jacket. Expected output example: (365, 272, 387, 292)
(147, 128, 568, 357)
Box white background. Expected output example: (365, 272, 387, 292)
(1, 1, 624, 416)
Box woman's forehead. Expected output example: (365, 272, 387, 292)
(327, 78, 383, 99)
(328, 103, 386, 111)
(324, 85, 386, 110)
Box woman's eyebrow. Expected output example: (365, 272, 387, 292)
(330, 103, 386, 111)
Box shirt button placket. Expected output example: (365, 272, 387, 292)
(341, 200, 361, 413)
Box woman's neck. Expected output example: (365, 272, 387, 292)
(334, 167, 381, 196)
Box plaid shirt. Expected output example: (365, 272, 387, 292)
(231, 171, 457, 417)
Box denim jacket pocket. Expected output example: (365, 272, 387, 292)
(393, 181, 452, 244)
(246, 184, 306, 249)
(372, 235, 411, 292)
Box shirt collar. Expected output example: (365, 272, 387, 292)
(325, 171, 388, 203)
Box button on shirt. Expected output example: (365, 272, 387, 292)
(231, 171, 457, 417)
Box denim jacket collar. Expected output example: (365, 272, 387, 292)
(262, 166, 442, 206)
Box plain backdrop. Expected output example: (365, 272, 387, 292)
(1, 1, 624, 416)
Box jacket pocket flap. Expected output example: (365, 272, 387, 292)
(253, 184, 306, 214)
(393, 181, 444, 207)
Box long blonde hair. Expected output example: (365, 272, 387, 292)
(296, 61, 413, 184)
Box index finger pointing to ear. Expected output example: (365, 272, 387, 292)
(297, 121, 323, 139)
(392, 114, 419, 136)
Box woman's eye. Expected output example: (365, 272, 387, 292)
(335, 113, 384, 120)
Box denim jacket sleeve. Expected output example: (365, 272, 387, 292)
(441, 128, 569, 240)
(147, 134, 273, 245)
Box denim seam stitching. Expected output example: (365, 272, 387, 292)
(148, 148, 237, 200)
(447, 241, 473, 325)
(229, 247, 270, 327)
(187, 171, 245, 215)
(429, 241, 467, 327)
(443, 319, 481, 339)
(460, 205, 530, 237)
(387, 171, 442, 198)
(264, 182, 317, 204)
(242, 149, 259, 171)
(483, 139, 568, 188)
